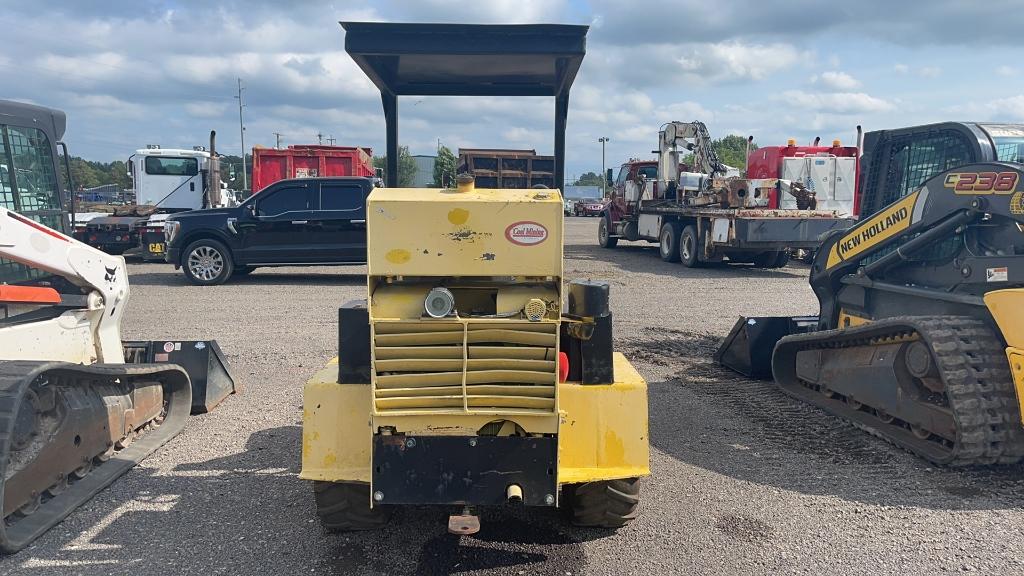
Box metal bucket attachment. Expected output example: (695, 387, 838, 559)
(714, 316, 818, 379)
(124, 340, 239, 413)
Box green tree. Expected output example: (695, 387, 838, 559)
(373, 146, 417, 187)
(682, 135, 758, 173)
(432, 145, 456, 187)
(573, 171, 605, 187)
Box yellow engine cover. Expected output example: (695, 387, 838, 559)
(367, 187, 564, 278)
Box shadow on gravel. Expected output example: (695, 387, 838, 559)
(564, 240, 807, 280)
(620, 327, 1024, 511)
(127, 270, 366, 287)
(4, 425, 612, 576)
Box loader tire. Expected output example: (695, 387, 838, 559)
(568, 477, 640, 528)
(753, 250, 785, 268)
(598, 216, 618, 248)
(313, 482, 390, 532)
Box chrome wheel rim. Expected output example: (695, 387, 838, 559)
(188, 246, 224, 281)
(660, 229, 671, 256)
(681, 234, 693, 261)
(599, 219, 608, 244)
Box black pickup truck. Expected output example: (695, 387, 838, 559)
(164, 177, 373, 285)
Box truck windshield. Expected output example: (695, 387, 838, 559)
(993, 137, 1024, 164)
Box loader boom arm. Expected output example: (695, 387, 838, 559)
(0, 207, 128, 362)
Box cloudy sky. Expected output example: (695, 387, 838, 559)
(4, 0, 1023, 183)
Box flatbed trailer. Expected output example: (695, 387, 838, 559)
(603, 196, 855, 267)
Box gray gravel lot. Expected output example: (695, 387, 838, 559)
(3, 217, 1024, 575)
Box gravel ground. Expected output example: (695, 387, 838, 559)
(3, 216, 1024, 575)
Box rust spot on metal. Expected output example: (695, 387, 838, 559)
(448, 208, 470, 225)
(446, 230, 492, 243)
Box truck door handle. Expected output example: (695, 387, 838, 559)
(351, 219, 366, 224)
(291, 220, 308, 224)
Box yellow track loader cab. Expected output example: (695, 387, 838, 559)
(300, 22, 649, 532)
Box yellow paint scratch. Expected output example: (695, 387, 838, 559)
(447, 208, 470, 225)
(385, 249, 411, 264)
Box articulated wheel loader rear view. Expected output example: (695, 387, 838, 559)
(718, 162, 1024, 465)
(300, 22, 649, 534)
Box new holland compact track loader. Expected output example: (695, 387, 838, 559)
(0, 100, 237, 553)
(718, 162, 1024, 466)
(300, 22, 649, 534)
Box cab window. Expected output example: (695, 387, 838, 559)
(636, 166, 659, 179)
(144, 156, 199, 176)
(255, 185, 311, 216)
(320, 183, 365, 212)
(615, 166, 629, 185)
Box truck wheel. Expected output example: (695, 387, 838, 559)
(598, 216, 618, 249)
(752, 251, 783, 268)
(659, 222, 681, 262)
(567, 478, 640, 528)
(313, 481, 390, 532)
(679, 225, 702, 268)
(182, 239, 234, 286)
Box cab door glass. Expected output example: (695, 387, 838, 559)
(320, 183, 365, 214)
(256, 186, 310, 217)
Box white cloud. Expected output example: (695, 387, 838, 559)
(815, 71, 861, 90)
(893, 63, 909, 74)
(996, 66, 1019, 77)
(918, 66, 942, 78)
(676, 42, 809, 83)
(780, 91, 895, 114)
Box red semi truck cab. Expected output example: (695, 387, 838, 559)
(746, 139, 860, 216)
(251, 145, 375, 193)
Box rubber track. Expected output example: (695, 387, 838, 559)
(773, 316, 1024, 466)
(0, 360, 192, 553)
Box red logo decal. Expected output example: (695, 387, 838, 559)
(505, 221, 548, 246)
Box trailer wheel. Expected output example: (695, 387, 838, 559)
(567, 477, 640, 528)
(659, 222, 681, 262)
(313, 481, 390, 532)
(598, 216, 618, 248)
(679, 225, 702, 268)
(182, 239, 234, 286)
(753, 251, 786, 268)
(771, 250, 791, 268)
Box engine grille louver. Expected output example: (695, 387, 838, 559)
(371, 321, 558, 415)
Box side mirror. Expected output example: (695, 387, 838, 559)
(606, 168, 614, 186)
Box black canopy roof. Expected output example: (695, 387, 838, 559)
(341, 22, 589, 188)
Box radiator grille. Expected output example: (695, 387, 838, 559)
(371, 320, 558, 415)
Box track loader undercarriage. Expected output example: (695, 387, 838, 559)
(0, 361, 191, 553)
(718, 162, 1024, 466)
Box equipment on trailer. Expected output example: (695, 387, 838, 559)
(745, 133, 861, 216)
(601, 121, 856, 267)
(717, 161, 1024, 465)
(300, 22, 649, 535)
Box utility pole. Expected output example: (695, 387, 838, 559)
(273, 132, 282, 149)
(598, 136, 610, 197)
(326, 135, 336, 145)
(317, 132, 324, 145)
(235, 78, 248, 191)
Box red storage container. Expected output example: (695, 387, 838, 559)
(251, 145, 375, 193)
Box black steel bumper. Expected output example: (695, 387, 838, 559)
(372, 435, 557, 506)
(731, 217, 855, 249)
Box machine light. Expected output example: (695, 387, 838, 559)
(424, 287, 455, 318)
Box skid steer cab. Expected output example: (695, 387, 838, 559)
(300, 178, 650, 533)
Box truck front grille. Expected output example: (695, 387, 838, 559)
(371, 320, 558, 415)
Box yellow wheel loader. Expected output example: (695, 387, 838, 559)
(718, 162, 1024, 465)
(300, 23, 650, 533)
(0, 100, 237, 553)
